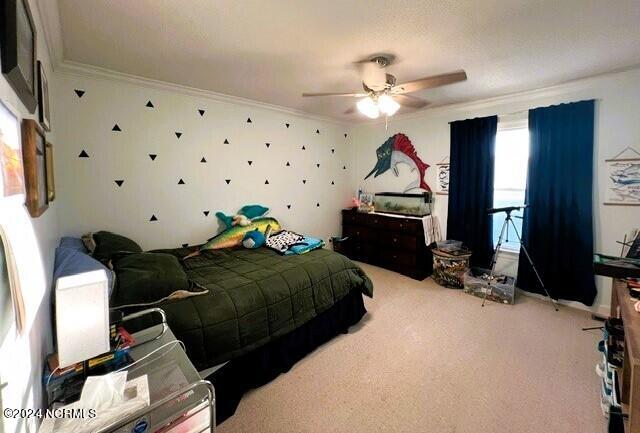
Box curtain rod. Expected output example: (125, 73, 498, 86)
(448, 109, 528, 124)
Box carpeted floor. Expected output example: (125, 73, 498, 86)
(218, 263, 606, 433)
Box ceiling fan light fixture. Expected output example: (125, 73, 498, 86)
(378, 94, 400, 116)
(357, 96, 380, 119)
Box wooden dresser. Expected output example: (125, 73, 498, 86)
(341, 208, 432, 280)
(611, 278, 640, 432)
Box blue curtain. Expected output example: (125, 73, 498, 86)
(447, 116, 498, 268)
(517, 100, 596, 305)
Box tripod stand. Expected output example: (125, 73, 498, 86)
(482, 207, 559, 311)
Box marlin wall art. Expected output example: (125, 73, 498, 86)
(364, 133, 431, 192)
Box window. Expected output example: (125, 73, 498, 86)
(492, 121, 529, 251)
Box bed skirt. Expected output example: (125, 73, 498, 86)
(205, 288, 367, 425)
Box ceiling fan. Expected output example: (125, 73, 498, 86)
(302, 55, 467, 118)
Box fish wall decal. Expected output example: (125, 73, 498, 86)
(364, 133, 431, 192)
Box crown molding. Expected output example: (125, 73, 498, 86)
(34, 0, 65, 69)
(56, 60, 349, 126)
(354, 64, 640, 126)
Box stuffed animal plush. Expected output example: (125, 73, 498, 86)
(242, 230, 265, 249)
(215, 204, 270, 229)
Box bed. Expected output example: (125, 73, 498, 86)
(109, 244, 373, 422)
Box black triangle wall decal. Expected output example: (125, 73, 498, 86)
(343, 166, 347, 170)
(225, 179, 231, 184)
(331, 149, 335, 154)
(285, 123, 290, 128)
(302, 179, 306, 184)
(286, 161, 290, 166)
(331, 181, 335, 185)
(265, 143, 270, 148)
(264, 179, 269, 184)
(149, 154, 157, 160)
(175, 132, 182, 138)
(302, 146, 306, 150)
(74, 89, 85, 98)
(114, 180, 124, 187)
(316, 129, 320, 134)
(247, 117, 252, 123)
(287, 204, 291, 209)
(146, 100, 154, 108)
(178, 178, 185, 184)
(150, 215, 158, 222)
(344, 133, 348, 138)
(78, 150, 89, 158)
(203, 211, 210, 216)
(316, 203, 320, 207)
(248, 161, 253, 165)
(224, 139, 229, 144)
(112, 124, 122, 131)
(316, 163, 320, 168)
(198, 109, 205, 116)
(201, 157, 207, 163)
(182, 243, 189, 248)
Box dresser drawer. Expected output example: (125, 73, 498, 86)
(380, 232, 420, 251)
(343, 225, 378, 243)
(350, 241, 379, 264)
(380, 250, 417, 268)
(384, 217, 422, 234)
(356, 213, 385, 228)
(342, 209, 358, 225)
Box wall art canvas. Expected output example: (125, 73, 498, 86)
(605, 158, 640, 205)
(436, 162, 449, 195)
(0, 0, 38, 113)
(21, 119, 48, 217)
(364, 133, 431, 192)
(0, 101, 25, 197)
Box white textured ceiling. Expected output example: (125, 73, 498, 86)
(56, 0, 640, 120)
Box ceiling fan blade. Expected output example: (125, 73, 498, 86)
(392, 70, 467, 94)
(302, 92, 366, 97)
(393, 94, 429, 109)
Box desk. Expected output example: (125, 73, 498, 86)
(611, 279, 640, 433)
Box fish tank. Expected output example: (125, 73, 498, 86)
(373, 192, 433, 216)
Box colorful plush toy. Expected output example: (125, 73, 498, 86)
(183, 204, 277, 259)
(215, 204, 269, 229)
(242, 230, 266, 249)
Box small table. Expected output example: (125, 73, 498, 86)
(431, 248, 472, 289)
(44, 309, 216, 433)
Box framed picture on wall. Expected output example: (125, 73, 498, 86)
(21, 119, 48, 217)
(37, 62, 51, 131)
(604, 148, 640, 206)
(0, 100, 25, 198)
(45, 141, 55, 201)
(436, 162, 449, 195)
(0, 0, 38, 113)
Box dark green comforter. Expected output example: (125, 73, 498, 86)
(134, 247, 373, 369)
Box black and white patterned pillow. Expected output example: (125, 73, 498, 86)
(266, 230, 305, 254)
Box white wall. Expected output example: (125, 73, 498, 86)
(0, 1, 60, 432)
(52, 73, 355, 250)
(350, 68, 640, 315)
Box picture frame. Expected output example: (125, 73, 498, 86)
(0, 0, 38, 113)
(603, 148, 640, 206)
(37, 61, 50, 131)
(358, 192, 375, 213)
(436, 162, 450, 195)
(45, 141, 55, 202)
(21, 119, 48, 217)
(0, 99, 25, 198)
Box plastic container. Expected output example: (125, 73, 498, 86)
(463, 267, 516, 304)
(435, 239, 463, 253)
